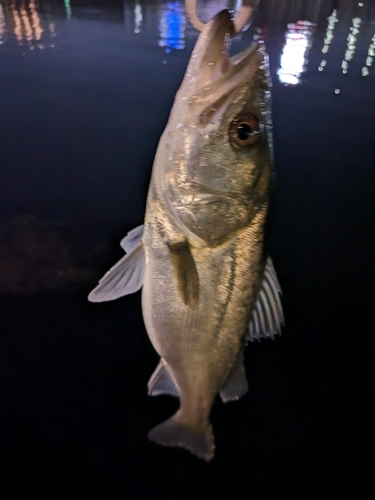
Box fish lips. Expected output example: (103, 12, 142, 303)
(200, 9, 234, 73)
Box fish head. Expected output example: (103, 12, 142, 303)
(166, 9, 273, 198)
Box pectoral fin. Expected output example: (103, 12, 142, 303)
(246, 256, 284, 342)
(168, 242, 199, 306)
(88, 241, 144, 302)
(220, 349, 248, 403)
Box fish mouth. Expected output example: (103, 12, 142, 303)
(181, 10, 263, 125)
(196, 10, 234, 79)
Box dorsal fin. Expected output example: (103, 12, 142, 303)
(246, 257, 284, 342)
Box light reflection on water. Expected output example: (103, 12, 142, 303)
(277, 21, 315, 85)
(341, 17, 361, 74)
(318, 9, 338, 73)
(134, 0, 143, 34)
(1, 0, 56, 49)
(159, 1, 186, 50)
(0, 4, 6, 44)
(362, 33, 375, 76)
(0, 0, 373, 81)
(64, 0, 71, 21)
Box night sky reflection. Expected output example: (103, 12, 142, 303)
(0, 0, 373, 498)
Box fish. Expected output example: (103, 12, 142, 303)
(88, 9, 284, 461)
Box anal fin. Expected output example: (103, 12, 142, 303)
(220, 349, 248, 403)
(148, 360, 179, 397)
(168, 242, 199, 307)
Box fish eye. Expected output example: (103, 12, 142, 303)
(229, 113, 261, 148)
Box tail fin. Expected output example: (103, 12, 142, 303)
(148, 414, 215, 461)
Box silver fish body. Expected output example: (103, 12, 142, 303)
(88, 10, 283, 461)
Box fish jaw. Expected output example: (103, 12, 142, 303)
(179, 9, 234, 102)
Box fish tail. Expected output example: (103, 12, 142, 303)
(148, 412, 215, 461)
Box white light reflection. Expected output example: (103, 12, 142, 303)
(134, 0, 143, 34)
(362, 34, 375, 76)
(277, 21, 315, 85)
(159, 1, 186, 51)
(318, 9, 338, 72)
(341, 17, 361, 74)
(0, 5, 6, 45)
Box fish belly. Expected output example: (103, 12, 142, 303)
(141, 215, 265, 423)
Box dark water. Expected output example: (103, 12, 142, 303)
(0, 0, 373, 497)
